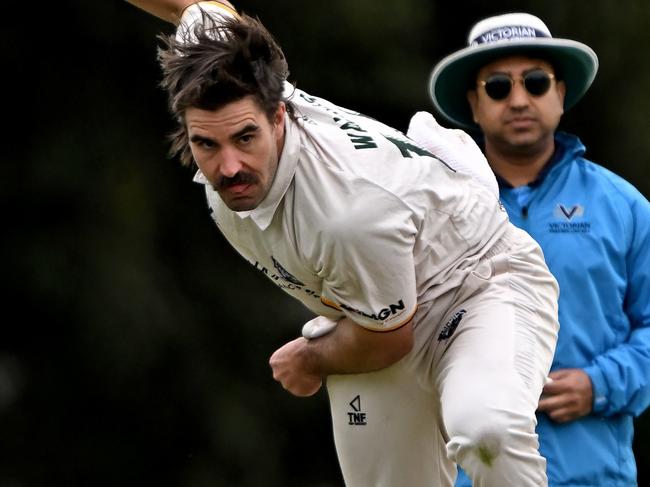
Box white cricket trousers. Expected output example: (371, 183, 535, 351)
(326, 226, 559, 487)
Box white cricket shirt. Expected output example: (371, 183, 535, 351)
(194, 84, 509, 331)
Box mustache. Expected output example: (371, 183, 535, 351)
(213, 172, 259, 191)
(505, 108, 536, 120)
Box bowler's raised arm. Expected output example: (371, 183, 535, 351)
(125, 0, 235, 24)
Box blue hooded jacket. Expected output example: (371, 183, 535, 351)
(457, 132, 650, 486)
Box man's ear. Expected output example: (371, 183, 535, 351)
(467, 90, 479, 124)
(274, 102, 286, 139)
(556, 80, 567, 115)
(275, 102, 286, 121)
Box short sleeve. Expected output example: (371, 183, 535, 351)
(316, 191, 418, 331)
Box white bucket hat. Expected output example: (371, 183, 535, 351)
(428, 13, 599, 130)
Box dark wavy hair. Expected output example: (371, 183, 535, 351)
(158, 12, 291, 166)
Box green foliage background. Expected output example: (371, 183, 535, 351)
(2, 1, 648, 485)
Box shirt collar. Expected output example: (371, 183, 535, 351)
(192, 113, 300, 231)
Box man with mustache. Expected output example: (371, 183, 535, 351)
(124, 2, 562, 485)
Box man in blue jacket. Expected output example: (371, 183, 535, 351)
(426, 12, 650, 487)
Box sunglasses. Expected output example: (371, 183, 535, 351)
(478, 69, 556, 101)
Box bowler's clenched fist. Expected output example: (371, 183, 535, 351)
(270, 337, 323, 397)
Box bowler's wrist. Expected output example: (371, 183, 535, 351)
(176, 0, 240, 43)
(180, 1, 239, 24)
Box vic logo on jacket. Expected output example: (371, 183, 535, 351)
(554, 204, 584, 221)
(549, 203, 591, 233)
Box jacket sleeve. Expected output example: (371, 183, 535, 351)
(584, 190, 650, 417)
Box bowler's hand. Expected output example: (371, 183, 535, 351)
(538, 368, 593, 423)
(269, 337, 323, 397)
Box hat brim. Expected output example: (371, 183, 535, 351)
(428, 38, 599, 130)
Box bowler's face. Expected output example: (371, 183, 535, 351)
(467, 56, 566, 154)
(186, 96, 285, 212)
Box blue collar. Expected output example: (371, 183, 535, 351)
(473, 131, 585, 189)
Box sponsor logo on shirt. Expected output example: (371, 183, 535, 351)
(271, 256, 304, 286)
(549, 204, 591, 233)
(253, 260, 320, 298)
(255, 258, 407, 323)
(339, 300, 407, 322)
(438, 309, 466, 341)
